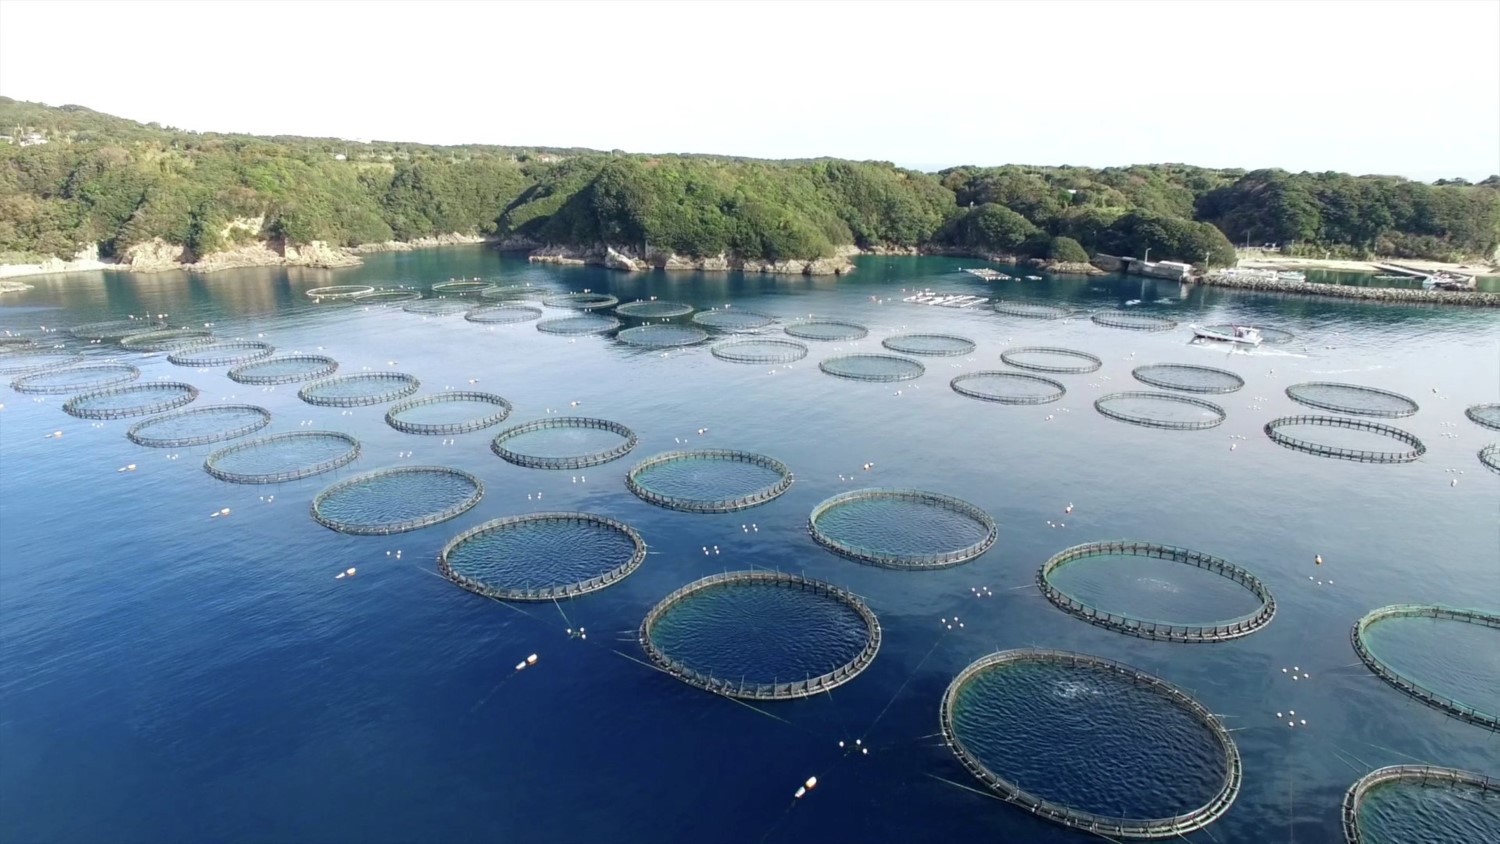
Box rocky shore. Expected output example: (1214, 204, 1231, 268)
(1196, 272, 1500, 307)
(527, 244, 853, 275)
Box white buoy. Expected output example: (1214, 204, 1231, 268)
(526, 654, 538, 665)
(220, 508, 231, 516)
(346, 567, 356, 576)
(804, 776, 817, 789)
(794, 786, 807, 799)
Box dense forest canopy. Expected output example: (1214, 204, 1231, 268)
(2, 98, 1496, 268)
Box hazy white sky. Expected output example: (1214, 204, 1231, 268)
(1, 0, 1496, 179)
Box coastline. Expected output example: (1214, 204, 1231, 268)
(1236, 255, 1499, 279)
(1194, 273, 1500, 307)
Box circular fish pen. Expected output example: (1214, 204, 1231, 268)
(1038, 541, 1276, 643)
(228, 354, 339, 385)
(63, 382, 198, 419)
(1264, 416, 1426, 463)
(126, 405, 272, 448)
(1482, 444, 1500, 475)
(439, 512, 646, 601)
(881, 333, 976, 357)
(615, 300, 694, 319)
(1000, 346, 1102, 374)
(993, 300, 1077, 320)
(784, 319, 868, 341)
(535, 314, 622, 336)
(1092, 311, 1179, 332)
(639, 571, 881, 700)
(311, 466, 483, 535)
(951, 371, 1066, 405)
(542, 292, 619, 310)
(352, 288, 422, 305)
(1200, 323, 1296, 345)
(626, 449, 793, 513)
(402, 299, 472, 317)
(820, 353, 925, 382)
(1341, 765, 1500, 844)
(119, 328, 215, 352)
(464, 303, 543, 324)
(490, 417, 638, 469)
(307, 285, 374, 300)
(12, 363, 140, 395)
(69, 318, 166, 342)
(710, 338, 808, 364)
(432, 280, 492, 295)
(616, 325, 708, 348)
(1095, 392, 1227, 430)
(809, 488, 996, 569)
(204, 431, 361, 484)
(298, 372, 420, 407)
(167, 340, 275, 368)
(1351, 604, 1500, 730)
(940, 649, 1241, 840)
(1285, 382, 1419, 418)
(1464, 403, 1500, 431)
(479, 283, 544, 301)
(1131, 364, 1245, 395)
(385, 391, 513, 435)
(692, 309, 775, 332)
(0, 350, 84, 376)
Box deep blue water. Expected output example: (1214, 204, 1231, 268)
(2, 248, 1498, 843)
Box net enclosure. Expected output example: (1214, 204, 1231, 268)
(993, 300, 1077, 320)
(881, 333, 976, 356)
(940, 649, 1242, 840)
(204, 431, 361, 484)
(638, 570, 881, 701)
(1092, 311, 1179, 331)
(710, 338, 808, 364)
(298, 372, 420, 407)
(615, 300, 694, 319)
(1464, 403, 1500, 431)
(692, 308, 776, 332)
(1095, 392, 1227, 430)
(63, 381, 199, 419)
(385, 391, 513, 435)
(1285, 382, 1419, 418)
(432, 280, 493, 295)
(626, 449, 794, 512)
(1200, 324, 1296, 345)
(0, 350, 83, 376)
(1264, 416, 1426, 463)
(479, 283, 545, 301)
(167, 340, 275, 368)
(312, 466, 483, 535)
(228, 355, 339, 385)
(119, 328, 215, 352)
(11, 363, 140, 395)
(307, 285, 374, 300)
(439, 512, 647, 601)
(951, 371, 1066, 405)
(464, 304, 543, 324)
(126, 405, 272, 448)
(1351, 604, 1500, 730)
(69, 318, 166, 342)
(809, 488, 997, 569)
(784, 319, 868, 341)
(536, 314, 622, 335)
(490, 416, 638, 469)
(617, 325, 709, 348)
(1482, 444, 1500, 475)
(402, 299, 472, 316)
(1131, 364, 1245, 394)
(352, 288, 422, 305)
(1037, 541, 1276, 643)
(542, 292, 619, 310)
(819, 353, 925, 382)
(1000, 346, 1102, 374)
(1341, 765, 1500, 844)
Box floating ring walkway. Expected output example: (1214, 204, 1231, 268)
(1095, 392, 1226, 430)
(1285, 382, 1419, 418)
(63, 382, 199, 419)
(204, 431, 361, 484)
(228, 355, 339, 385)
(490, 417, 638, 469)
(11, 363, 140, 395)
(126, 405, 272, 448)
(1351, 604, 1500, 730)
(626, 449, 793, 513)
(439, 512, 646, 601)
(167, 341, 275, 368)
(1000, 346, 1102, 374)
(809, 488, 997, 569)
(1341, 764, 1500, 844)
(1264, 416, 1425, 463)
(311, 466, 483, 535)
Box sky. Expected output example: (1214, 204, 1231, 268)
(1, 0, 1497, 180)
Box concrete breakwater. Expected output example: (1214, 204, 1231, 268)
(1196, 273, 1500, 308)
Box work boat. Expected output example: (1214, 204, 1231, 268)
(1191, 324, 1263, 347)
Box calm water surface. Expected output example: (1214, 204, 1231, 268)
(2, 248, 1498, 843)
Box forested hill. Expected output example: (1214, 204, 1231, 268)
(3, 97, 1497, 268)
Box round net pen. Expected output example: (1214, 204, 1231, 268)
(465, 304, 543, 324)
(432, 280, 493, 295)
(536, 314, 622, 335)
(0, 350, 84, 377)
(69, 318, 166, 342)
(11, 363, 140, 395)
(63, 382, 199, 419)
(809, 488, 997, 570)
(710, 338, 808, 364)
(993, 300, 1077, 320)
(940, 648, 1242, 840)
(1131, 364, 1245, 395)
(1351, 604, 1500, 730)
(881, 333, 976, 357)
(311, 466, 483, 535)
(819, 353, 925, 382)
(126, 405, 272, 448)
(1092, 311, 1179, 332)
(638, 570, 881, 701)
(307, 285, 374, 300)
(490, 416, 638, 469)
(951, 371, 1065, 405)
(626, 449, 794, 513)
(617, 325, 709, 348)
(403, 299, 472, 316)
(480, 283, 544, 301)
(615, 300, 694, 319)
(204, 431, 361, 484)
(353, 288, 422, 305)
(1341, 765, 1499, 844)
(1264, 416, 1425, 463)
(385, 391, 513, 435)
(1464, 403, 1500, 431)
(298, 372, 421, 407)
(1285, 382, 1419, 418)
(167, 340, 275, 368)
(692, 309, 775, 332)
(439, 512, 647, 601)
(1482, 444, 1500, 475)
(119, 328, 215, 352)
(228, 354, 339, 385)
(784, 319, 868, 341)
(1038, 541, 1276, 643)
(1000, 346, 1102, 374)
(542, 292, 619, 310)
(1200, 324, 1296, 345)
(1095, 392, 1226, 430)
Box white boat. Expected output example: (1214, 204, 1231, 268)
(1191, 324, 1262, 347)
(1024, 275, 1043, 281)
